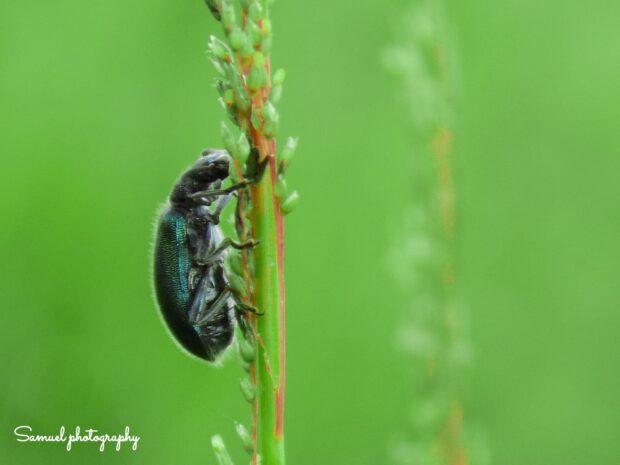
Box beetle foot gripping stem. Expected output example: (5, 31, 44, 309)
(189, 180, 250, 201)
(235, 298, 262, 316)
(193, 238, 258, 267)
(230, 238, 259, 250)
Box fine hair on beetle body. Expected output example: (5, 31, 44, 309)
(153, 149, 260, 362)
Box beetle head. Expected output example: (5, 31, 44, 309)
(170, 149, 231, 207)
(190, 149, 230, 183)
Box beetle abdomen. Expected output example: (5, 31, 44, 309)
(154, 206, 208, 358)
(194, 267, 235, 361)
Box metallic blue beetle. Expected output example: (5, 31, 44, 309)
(153, 149, 256, 361)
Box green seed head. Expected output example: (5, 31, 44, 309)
(239, 337, 256, 363)
(281, 190, 299, 215)
(220, 122, 236, 155)
(211, 435, 234, 465)
(261, 19, 272, 36)
(270, 85, 282, 103)
(240, 377, 256, 403)
(279, 136, 298, 171)
(223, 89, 235, 106)
(272, 68, 286, 86)
(230, 27, 247, 51)
(208, 35, 230, 60)
(237, 134, 251, 162)
(221, 2, 236, 30)
(253, 51, 266, 67)
(248, 64, 267, 91)
(263, 101, 278, 137)
(260, 35, 272, 53)
(235, 422, 255, 455)
(248, 1, 262, 22)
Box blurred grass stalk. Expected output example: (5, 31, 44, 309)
(385, 1, 488, 464)
(204, 1, 294, 464)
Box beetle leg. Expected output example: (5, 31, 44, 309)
(187, 274, 217, 324)
(209, 193, 233, 224)
(230, 289, 264, 316)
(193, 243, 227, 266)
(189, 181, 249, 202)
(236, 300, 263, 315)
(228, 238, 260, 250)
(194, 238, 259, 266)
(192, 288, 233, 326)
(191, 193, 234, 222)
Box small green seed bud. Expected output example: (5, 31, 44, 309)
(272, 68, 286, 86)
(270, 85, 282, 103)
(229, 27, 246, 51)
(279, 136, 298, 170)
(253, 51, 266, 68)
(275, 176, 287, 198)
(211, 435, 234, 465)
(240, 377, 256, 403)
(237, 134, 250, 162)
(248, 1, 262, 22)
(223, 89, 234, 106)
(281, 190, 299, 215)
(248, 21, 262, 48)
(261, 19, 272, 36)
(234, 90, 250, 112)
(248, 65, 267, 91)
(210, 58, 226, 76)
(221, 3, 236, 30)
(217, 97, 227, 111)
(260, 35, 272, 53)
(235, 422, 255, 455)
(211, 435, 225, 453)
(264, 101, 278, 123)
(263, 101, 278, 136)
(208, 35, 229, 60)
(221, 122, 236, 154)
(239, 338, 256, 363)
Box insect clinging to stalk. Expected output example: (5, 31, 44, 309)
(153, 149, 258, 361)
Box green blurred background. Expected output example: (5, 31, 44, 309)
(1, 1, 618, 464)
